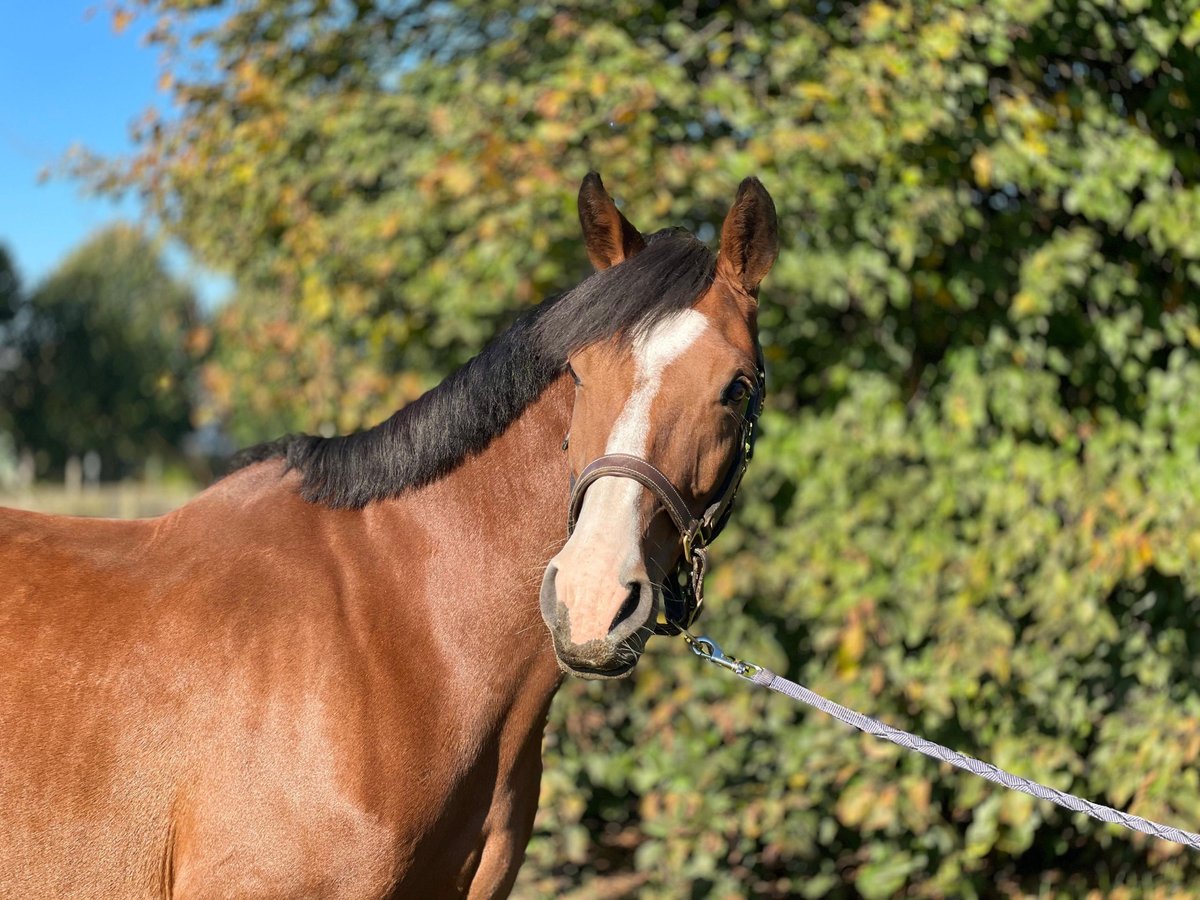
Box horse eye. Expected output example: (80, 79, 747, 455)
(723, 377, 750, 405)
(567, 363, 581, 386)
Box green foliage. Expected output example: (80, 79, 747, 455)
(87, 0, 1200, 893)
(1, 225, 201, 477)
(0, 244, 22, 478)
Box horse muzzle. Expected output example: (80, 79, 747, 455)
(538, 565, 658, 679)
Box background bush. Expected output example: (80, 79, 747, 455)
(79, 0, 1200, 893)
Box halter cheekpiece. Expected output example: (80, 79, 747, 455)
(565, 357, 766, 635)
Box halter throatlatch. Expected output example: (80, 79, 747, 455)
(566, 359, 765, 635)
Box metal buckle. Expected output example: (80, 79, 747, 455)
(682, 632, 761, 679)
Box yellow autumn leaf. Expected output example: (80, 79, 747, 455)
(972, 149, 994, 188)
(860, 1, 894, 39)
(1012, 290, 1038, 317)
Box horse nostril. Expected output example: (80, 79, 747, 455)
(539, 563, 561, 631)
(610, 582, 644, 634)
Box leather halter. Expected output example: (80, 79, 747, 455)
(565, 359, 766, 635)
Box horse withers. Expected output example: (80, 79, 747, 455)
(0, 174, 778, 898)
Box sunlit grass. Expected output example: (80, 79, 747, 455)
(0, 482, 197, 519)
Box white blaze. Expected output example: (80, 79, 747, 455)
(605, 309, 710, 456)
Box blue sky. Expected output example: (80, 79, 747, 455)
(0, 3, 229, 306)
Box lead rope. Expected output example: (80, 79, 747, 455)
(682, 633, 1200, 851)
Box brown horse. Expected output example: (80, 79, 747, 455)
(0, 174, 777, 898)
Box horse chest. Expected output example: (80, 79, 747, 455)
(168, 662, 550, 899)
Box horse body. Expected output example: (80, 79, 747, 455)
(0, 174, 777, 898)
(0, 381, 572, 899)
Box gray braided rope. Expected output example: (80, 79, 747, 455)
(745, 666, 1200, 849)
(683, 630, 1200, 850)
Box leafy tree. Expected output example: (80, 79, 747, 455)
(2, 225, 201, 478)
(82, 0, 1200, 894)
(0, 243, 22, 452)
(0, 243, 18, 320)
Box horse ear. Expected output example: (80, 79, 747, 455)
(717, 176, 779, 295)
(577, 172, 646, 271)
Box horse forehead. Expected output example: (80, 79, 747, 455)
(621, 307, 755, 401)
(637, 302, 755, 382)
(631, 309, 710, 377)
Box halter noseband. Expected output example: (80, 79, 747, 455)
(565, 360, 765, 635)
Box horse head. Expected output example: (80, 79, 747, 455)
(540, 174, 778, 679)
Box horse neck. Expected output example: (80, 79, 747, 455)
(442, 372, 576, 587)
(371, 374, 574, 688)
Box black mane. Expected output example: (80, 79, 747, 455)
(229, 229, 717, 509)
